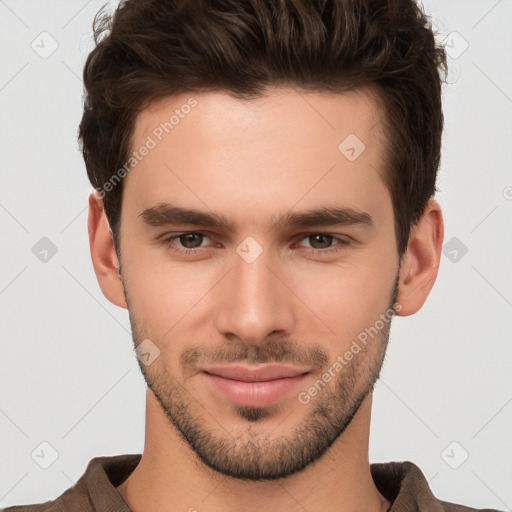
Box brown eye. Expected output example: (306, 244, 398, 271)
(307, 234, 334, 249)
(295, 233, 350, 254)
(178, 233, 205, 248)
(161, 232, 216, 256)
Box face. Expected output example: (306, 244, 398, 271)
(117, 87, 401, 480)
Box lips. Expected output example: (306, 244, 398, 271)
(200, 364, 311, 407)
(201, 364, 310, 382)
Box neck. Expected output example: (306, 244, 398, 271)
(117, 390, 390, 512)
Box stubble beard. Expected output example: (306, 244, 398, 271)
(124, 275, 398, 481)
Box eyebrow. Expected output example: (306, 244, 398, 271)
(139, 202, 373, 232)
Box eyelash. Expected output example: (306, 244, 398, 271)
(160, 232, 350, 256)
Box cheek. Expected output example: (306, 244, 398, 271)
(122, 248, 224, 340)
(289, 255, 397, 343)
(301, 278, 380, 336)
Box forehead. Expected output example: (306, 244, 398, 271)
(134, 86, 384, 152)
(123, 87, 390, 229)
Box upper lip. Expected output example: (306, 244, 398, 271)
(201, 364, 310, 382)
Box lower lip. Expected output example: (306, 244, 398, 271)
(202, 372, 310, 407)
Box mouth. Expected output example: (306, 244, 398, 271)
(200, 364, 311, 408)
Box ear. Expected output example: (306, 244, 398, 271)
(88, 190, 128, 309)
(395, 199, 444, 316)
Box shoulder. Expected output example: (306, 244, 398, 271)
(0, 480, 92, 512)
(1, 503, 62, 512)
(371, 460, 504, 512)
(1, 454, 140, 512)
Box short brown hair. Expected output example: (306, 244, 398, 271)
(79, 0, 447, 256)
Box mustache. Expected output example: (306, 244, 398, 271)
(180, 339, 329, 372)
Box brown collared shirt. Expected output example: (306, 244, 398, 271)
(1, 454, 503, 512)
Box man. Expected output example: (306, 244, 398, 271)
(2, 0, 503, 511)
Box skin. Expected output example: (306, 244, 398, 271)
(88, 87, 443, 512)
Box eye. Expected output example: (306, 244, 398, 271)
(173, 233, 209, 249)
(295, 233, 350, 253)
(161, 232, 214, 255)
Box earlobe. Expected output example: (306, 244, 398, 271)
(87, 190, 128, 309)
(395, 199, 444, 316)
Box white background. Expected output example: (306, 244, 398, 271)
(0, 0, 511, 509)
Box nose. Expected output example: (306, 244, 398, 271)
(213, 247, 296, 347)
